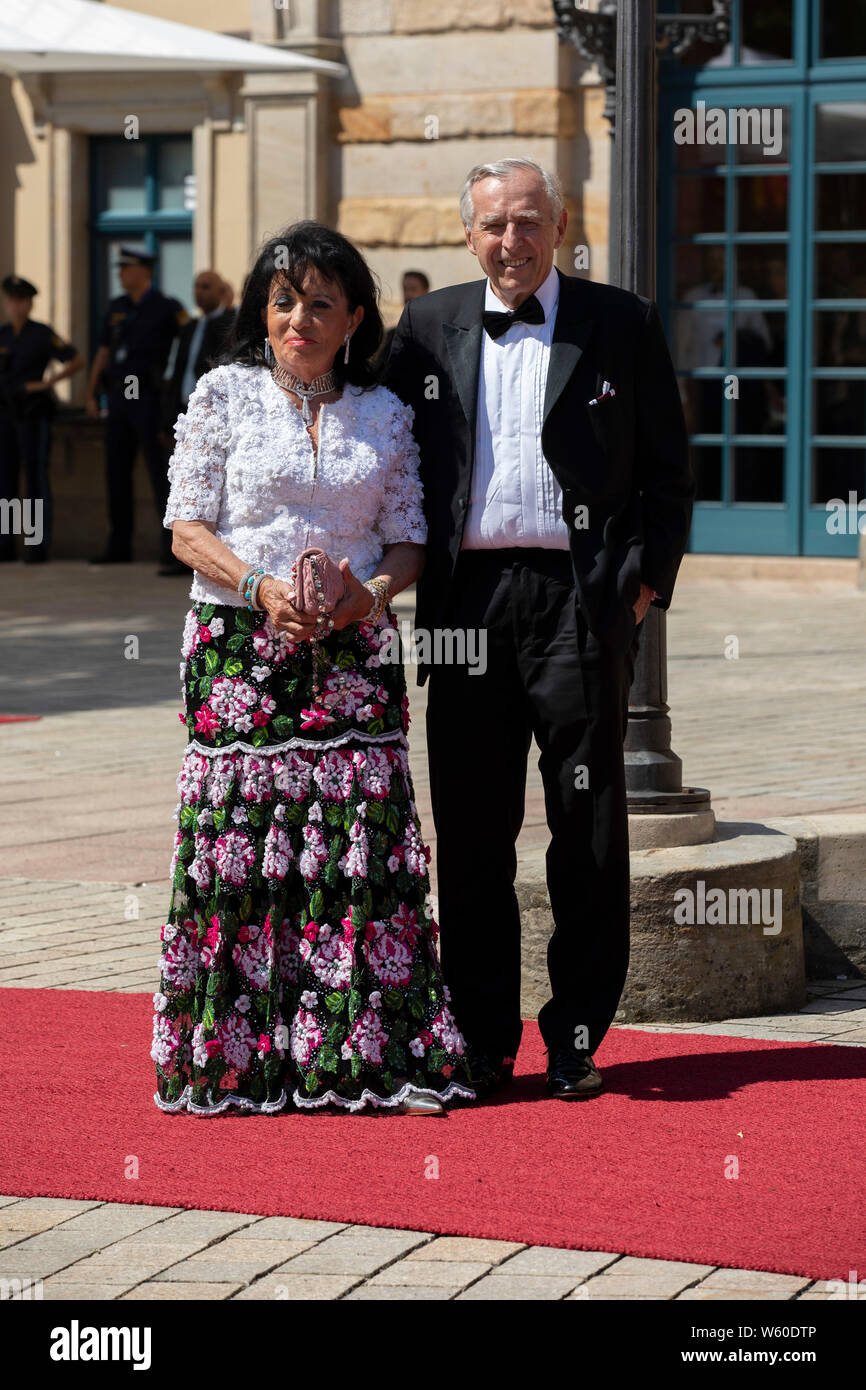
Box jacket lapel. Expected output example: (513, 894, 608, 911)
(543, 269, 596, 429)
(442, 279, 487, 441)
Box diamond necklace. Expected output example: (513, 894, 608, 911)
(270, 363, 337, 425)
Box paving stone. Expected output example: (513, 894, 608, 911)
(677, 1287, 800, 1301)
(693, 1268, 810, 1293)
(578, 1258, 714, 1299)
(154, 1261, 270, 1283)
(185, 1238, 313, 1265)
(229, 1217, 346, 1242)
(0, 1209, 88, 1238)
(344, 1284, 456, 1299)
(367, 1259, 490, 1287)
(62, 1241, 208, 1264)
(0, 1197, 100, 1217)
(42, 1281, 139, 1300)
(46, 1260, 176, 1285)
(796, 1284, 849, 1300)
(405, 1236, 524, 1263)
(121, 1282, 244, 1300)
(458, 1274, 579, 1299)
(141, 1210, 255, 1239)
(270, 1246, 410, 1278)
(44, 1207, 182, 1242)
(232, 1273, 359, 1300)
(490, 1246, 620, 1278)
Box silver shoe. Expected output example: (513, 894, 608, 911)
(400, 1091, 445, 1115)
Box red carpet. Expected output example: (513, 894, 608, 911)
(1, 987, 864, 1280)
(0, 715, 41, 722)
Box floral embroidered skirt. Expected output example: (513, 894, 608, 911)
(152, 599, 475, 1115)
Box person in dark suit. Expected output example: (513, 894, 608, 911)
(162, 269, 236, 432)
(0, 275, 84, 563)
(376, 269, 430, 373)
(382, 157, 694, 1102)
(85, 246, 189, 573)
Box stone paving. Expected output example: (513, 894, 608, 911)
(1, 556, 864, 1300)
(0, 1198, 840, 1302)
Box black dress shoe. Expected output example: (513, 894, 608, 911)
(157, 559, 189, 576)
(545, 1047, 603, 1100)
(465, 1045, 514, 1099)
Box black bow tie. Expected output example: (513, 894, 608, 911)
(482, 293, 545, 339)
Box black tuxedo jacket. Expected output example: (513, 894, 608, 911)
(163, 308, 236, 427)
(381, 268, 694, 679)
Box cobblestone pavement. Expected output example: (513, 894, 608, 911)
(1, 557, 864, 1299)
(0, 1196, 847, 1302)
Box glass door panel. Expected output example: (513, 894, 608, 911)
(804, 87, 866, 554)
(661, 84, 804, 553)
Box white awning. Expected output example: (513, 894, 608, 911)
(0, 0, 346, 76)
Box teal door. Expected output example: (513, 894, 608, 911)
(658, 0, 866, 556)
(659, 85, 806, 554)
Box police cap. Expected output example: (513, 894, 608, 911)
(115, 247, 157, 269)
(2, 274, 37, 299)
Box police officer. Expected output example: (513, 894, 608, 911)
(85, 247, 189, 571)
(0, 275, 84, 563)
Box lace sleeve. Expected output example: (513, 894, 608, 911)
(163, 370, 230, 527)
(373, 395, 428, 548)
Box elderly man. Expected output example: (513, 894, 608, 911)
(383, 157, 693, 1101)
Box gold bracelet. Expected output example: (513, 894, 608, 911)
(362, 576, 390, 623)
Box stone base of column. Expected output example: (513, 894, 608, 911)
(517, 822, 805, 1023)
(628, 807, 716, 849)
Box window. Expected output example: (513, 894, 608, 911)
(89, 136, 194, 354)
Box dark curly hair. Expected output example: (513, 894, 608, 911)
(217, 221, 384, 391)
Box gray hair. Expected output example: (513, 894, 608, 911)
(459, 157, 564, 230)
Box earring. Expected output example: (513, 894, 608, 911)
(264, 338, 273, 366)
(343, 332, 351, 365)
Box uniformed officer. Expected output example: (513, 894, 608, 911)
(85, 247, 189, 570)
(0, 275, 84, 563)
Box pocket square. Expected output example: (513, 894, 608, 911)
(588, 379, 616, 406)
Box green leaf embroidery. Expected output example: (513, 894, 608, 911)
(204, 648, 220, 675)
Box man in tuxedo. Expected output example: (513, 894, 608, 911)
(382, 157, 693, 1101)
(163, 270, 236, 431)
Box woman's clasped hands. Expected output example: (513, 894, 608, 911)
(257, 557, 372, 643)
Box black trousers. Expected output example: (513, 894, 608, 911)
(425, 547, 642, 1063)
(104, 392, 172, 562)
(0, 410, 52, 560)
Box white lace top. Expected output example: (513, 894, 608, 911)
(162, 363, 427, 607)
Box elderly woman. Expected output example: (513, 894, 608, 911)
(152, 222, 474, 1115)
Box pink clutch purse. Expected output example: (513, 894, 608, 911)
(290, 546, 347, 615)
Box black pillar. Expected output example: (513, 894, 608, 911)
(611, 0, 710, 816)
